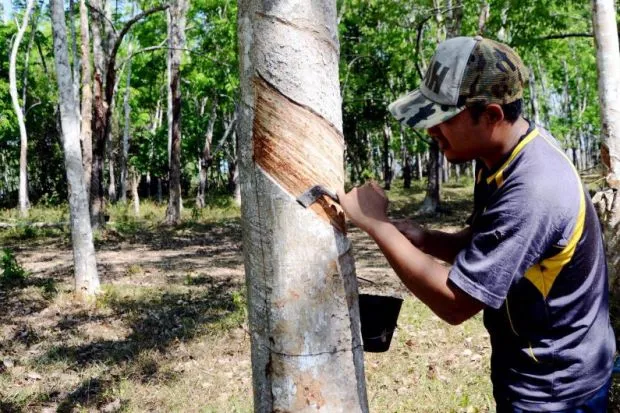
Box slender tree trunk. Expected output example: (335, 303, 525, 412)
(90, 0, 107, 228)
(229, 131, 241, 206)
(79, 0, 93, 197)
(442, 154, 450, 182)
(238, 1, 368, 411)
(196, 100, 217, 208)
(421, 141, 440, 213)
(382, 123, 392, 190)
(107, 133, 116, 202)
(50, 0, 100, 298)
(120, 42, 133, 203)
(89, 1, 168, 227)
(416, 152, 423, 181)
(529, 69, 541, 125)
(130, 166, 140, 216)
(165, 0, 188, 225)
(69, 0, 81, 124)
(592, 0, 620, 291)
(477, 0, 490, 35)
(403, 155, 412, 189)
(157, 177, 162, 203)
(10, 0, 35, 217)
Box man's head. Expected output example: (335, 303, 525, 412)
(389, 36, 528, 130)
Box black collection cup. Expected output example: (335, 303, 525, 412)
(358, 294, 404, 352)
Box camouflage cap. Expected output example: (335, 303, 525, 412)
(389, 36, 528, 130)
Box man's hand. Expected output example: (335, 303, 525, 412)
(337, 182, 389, 234)
(392, 219, 426, 250)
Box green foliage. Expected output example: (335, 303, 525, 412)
(1, 248, 29, 286)
(0, 0, 608, 221)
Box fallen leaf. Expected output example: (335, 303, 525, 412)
(101, 398, 122, 412)
(26, 372, 42, 381)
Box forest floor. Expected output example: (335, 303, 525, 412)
(0, 181, 617, 412)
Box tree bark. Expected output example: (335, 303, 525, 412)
(477, 0, 490, 35)
(529, 69, 541, 125)
(165, 0, 188, 225)
(196, 99, 218, 208)
(592, 0, 620, 291)
(50, 0, 100, 298)
(416, 151, 423, 181)
(10, 0, 35, 217)
(120, 41, 134, 203)
(130, 166, 140, 216)
(69, 0, 81, 124)
(238, 1, 369, 411)
(421, 141, 440, 213)
(90, 0, 107, 228)
(382, 123, 392, 190)
(79, 0, 93, 197)
(89, 2, 169, 227)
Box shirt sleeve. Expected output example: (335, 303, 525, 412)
(449, 182, 561, 309)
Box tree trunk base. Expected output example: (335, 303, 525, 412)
(592, 188, 620, 347)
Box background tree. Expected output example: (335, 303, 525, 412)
(88, 1, 168, 228)
(50, 0, 100, 298)
(164, 0, 188, 225)
(79, 0, 93, 197)
(9, 0, 35, 217)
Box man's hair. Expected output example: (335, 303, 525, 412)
(467, 99, 523, 124)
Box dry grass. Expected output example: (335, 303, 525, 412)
(2, 181, 614, 412)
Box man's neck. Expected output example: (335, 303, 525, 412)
(480, 117, 530, 169)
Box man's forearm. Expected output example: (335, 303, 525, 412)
(368, 221, 482, 325)
(421, 227, 472, 263)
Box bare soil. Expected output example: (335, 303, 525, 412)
(0, 192, 498, 412)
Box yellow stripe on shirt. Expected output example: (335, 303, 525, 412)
(487, 128, 540, 188)
(524, 135, 586, 298)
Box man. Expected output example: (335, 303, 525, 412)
(337, 36, 616, 412)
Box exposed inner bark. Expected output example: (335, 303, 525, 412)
(253, 76, 346, 233)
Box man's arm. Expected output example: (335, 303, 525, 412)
(337, 183, 484, 325)
(393, 220, 472, 263)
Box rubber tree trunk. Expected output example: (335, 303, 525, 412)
(592, 0, 620, 291)
(529, 69, 541, 125)
(196, 100, 217, 208)
(50, 0, 100, 298)
(90, 0, 107, 228)
(10, 0, 35, 217)
(130, 166, 140, 216)
(237, 1, 369, 411)
(382, 123, 392, 190)
(120, 41, 133, 203)
(89, 2, 168, 227)
(79, 0, 93, 197)
(421, 141, 440, 213)
(477, 0, 490, 34)
(69, 0, 80, 123)
(164, 0, 188, 225)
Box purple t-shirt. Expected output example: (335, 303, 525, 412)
(448, 125, 615, 411)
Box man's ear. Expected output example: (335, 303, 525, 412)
(485, 104, 504, 124)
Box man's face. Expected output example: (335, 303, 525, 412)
(426, 108, 488, 164)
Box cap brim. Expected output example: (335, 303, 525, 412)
(388, 89, 465, 130)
